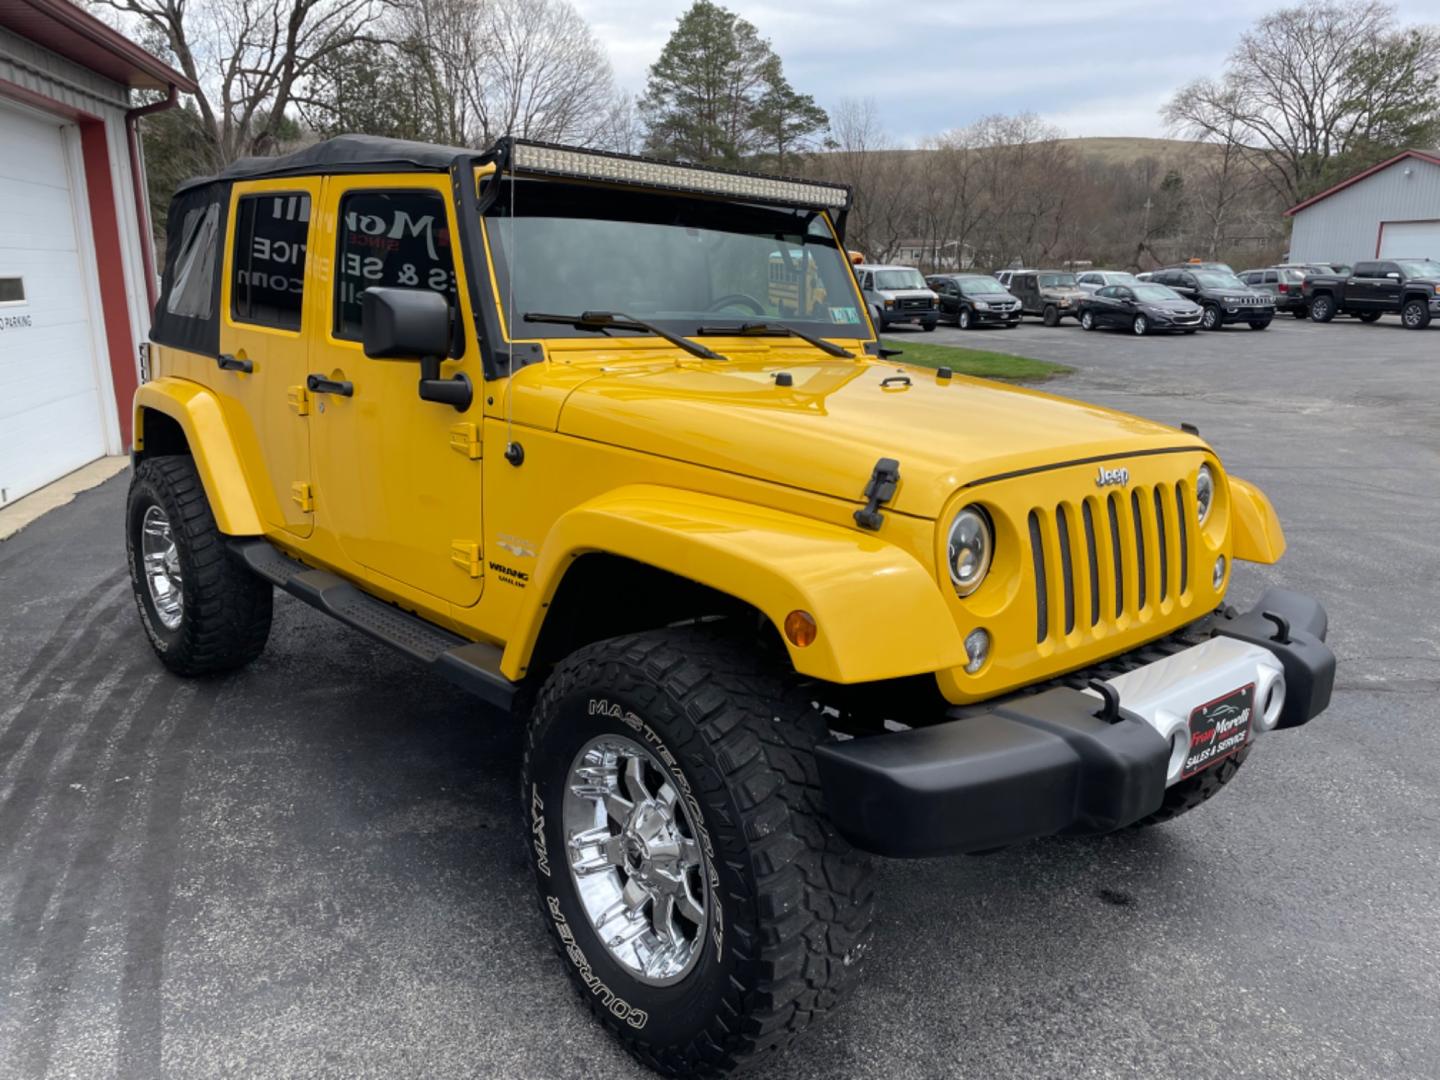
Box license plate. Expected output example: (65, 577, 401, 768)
(1181, 684, 1255, 779)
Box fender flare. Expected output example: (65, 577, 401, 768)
(133, 378, 263, 536)
(502, 485, 965, 684)
(1228, 475, 1285, 564)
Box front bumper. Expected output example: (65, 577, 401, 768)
(1220, 305, 1275, 323)
(814, 589, 1334, 857)
(882, 308, 936, 325)
(971, 307, 1021, 324)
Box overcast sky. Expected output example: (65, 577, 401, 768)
(574, 0, 1438, 143)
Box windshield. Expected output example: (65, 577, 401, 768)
(484, 179, 867, 338)
(873, 269, 927, 290)
(1038, 273, 1077, 288)
(1395, 260, 1440, 278)
(1194, 271, 1246, 289)
(959, 277, 1007, 295)
(1133, 284, 1180, 302)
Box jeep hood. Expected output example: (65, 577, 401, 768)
(555, 358, 1201, 519)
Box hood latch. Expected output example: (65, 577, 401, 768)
(854, 457, 901, 531)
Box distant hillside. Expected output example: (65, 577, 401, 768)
(1055, 137, 1216, 165)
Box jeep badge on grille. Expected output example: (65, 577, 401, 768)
(1095, 466, 1130, 487)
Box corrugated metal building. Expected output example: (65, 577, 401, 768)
(1286, 149, 1440, 266)
(0, 0, 193, 507)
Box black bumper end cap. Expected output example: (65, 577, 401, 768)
(814, 688, 1170, 859)
(1212, 588, 1334, 729)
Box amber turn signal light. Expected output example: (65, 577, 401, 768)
(784, 610, 817, 647)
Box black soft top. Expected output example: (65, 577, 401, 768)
(176, 134, 478, 193)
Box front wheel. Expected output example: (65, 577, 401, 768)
(126, 456, 272, 676)
(1042, 305, 1059, 327)
(522, 630, 874, 1077)
(1200, 304, 1222, 331)
(1249, 319, 1271, 330)
(1080, 310, 1096, 331)
(1132, 314, 1149, 336)
(958, 308, 973, 330)
(1401, 299, 1432, 329)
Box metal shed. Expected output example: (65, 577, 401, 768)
(1286, 150, 1440, 266)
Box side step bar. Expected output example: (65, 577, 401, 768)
(231, 539, 516, 712)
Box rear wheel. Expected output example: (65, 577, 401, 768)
(126, 456, 272, 676)
(1134, 746, 1251, 827)
(522, 629, 874, 1077)
(1292, 306, 1309, 319)
(1309, 294, 1335, 322)
(1249, 319, 1271, 330)
(1401, 299, 1431, 329)
(1200, 304, 1222, 331)
(1042, 305, 1059, 327)
(1358, 311, 1383, 323)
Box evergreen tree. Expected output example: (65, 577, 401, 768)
(640, 1, 827, 166)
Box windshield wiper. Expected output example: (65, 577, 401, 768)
(695, 322, 854, 358)
(523, 311, 727, 361)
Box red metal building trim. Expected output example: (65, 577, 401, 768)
(1285, 150, 1440, 217)
(77, 118, 138, 445)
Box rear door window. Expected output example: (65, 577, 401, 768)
(231, 193, 310, 330)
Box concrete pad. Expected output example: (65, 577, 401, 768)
(0, 455, 130, 541)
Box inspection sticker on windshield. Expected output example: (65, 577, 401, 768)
(829, 306, 860, 324)
(1182, 684, 1255, 779)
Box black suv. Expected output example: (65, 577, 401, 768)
(1149, 267, 1275, 330)
(926, 273, 1022, 328)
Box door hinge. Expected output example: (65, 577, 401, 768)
(290, 481, 315, 512)
(287, 385, 311, 416)
(449, 422, 482, 459)
(450, 540, 483, 577)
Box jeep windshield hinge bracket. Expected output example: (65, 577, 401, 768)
(854, 457, 900, 531)
(418, 355, 473, 412)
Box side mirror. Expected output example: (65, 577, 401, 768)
(361, 287, 471, 411)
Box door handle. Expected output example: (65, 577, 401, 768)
(306, 374, 354, 397)
(217, 353, 253, 373)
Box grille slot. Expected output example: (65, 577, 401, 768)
(1107, 493, 1124, 617)
(1082, 500, 1100, 627)
(1056, 504, 1076, 635)
(1029, 511, 1048, 643)
(1132, 489, 1147, 612)
(1154, 487, 1169, 603)
(1176, 484, 1190, 594)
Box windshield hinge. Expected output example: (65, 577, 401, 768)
(854, 457, 901, 531)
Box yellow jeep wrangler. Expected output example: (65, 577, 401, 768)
(129, 135, 1335, 1076)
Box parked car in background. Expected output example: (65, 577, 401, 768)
(1239, 266, 1310, 318)
(1009, 270, 1086, 325)
(1149, 267, 1275, 330)
(1076, 270, 1140, 294)
(1303, 259, 1440, 329)
(1078, 282, 1203, 335)
(1169, 261, 1235, 275)
(927, 273, 1022, 328)
(856, 264, 938, 331)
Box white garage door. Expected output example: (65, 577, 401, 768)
(1378, 220, 1440, 262)
(0, 103, 107, 508)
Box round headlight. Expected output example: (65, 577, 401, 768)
(947, 506, 993, 596)
(1196, 464, 1215, 524)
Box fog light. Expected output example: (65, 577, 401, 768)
(784, 610, 817, 648)
(963, 628, 990, 674)
(1213, 555, 1227, 590)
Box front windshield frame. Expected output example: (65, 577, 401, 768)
(1395, 259, 1440, 278)
(958, 276, 1007, 295)
(482, 177, 870, 341)
(1194, 271, 1247, 289)
(1132, 284, 1181, 302)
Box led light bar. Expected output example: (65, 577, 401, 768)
(508, 141, 850, 210)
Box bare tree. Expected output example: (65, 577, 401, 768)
(1165, 1, 1440, 205)
(95, 0, 384, 165)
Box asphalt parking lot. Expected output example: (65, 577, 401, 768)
(2, 314, 1437, 1079)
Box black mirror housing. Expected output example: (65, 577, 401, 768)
(362, 287, 451, 360)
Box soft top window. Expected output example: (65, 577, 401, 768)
(167, 204, 220, 319)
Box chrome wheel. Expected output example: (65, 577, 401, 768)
(959, 309, 971, 329)
(139, 504, 183, 630)
(1081, 311, 1094, 331)
(1133, 314, 1148, 336)
(563, 734, 708, 985)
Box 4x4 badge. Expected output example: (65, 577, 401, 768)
(1095, 466, 1130, 488)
